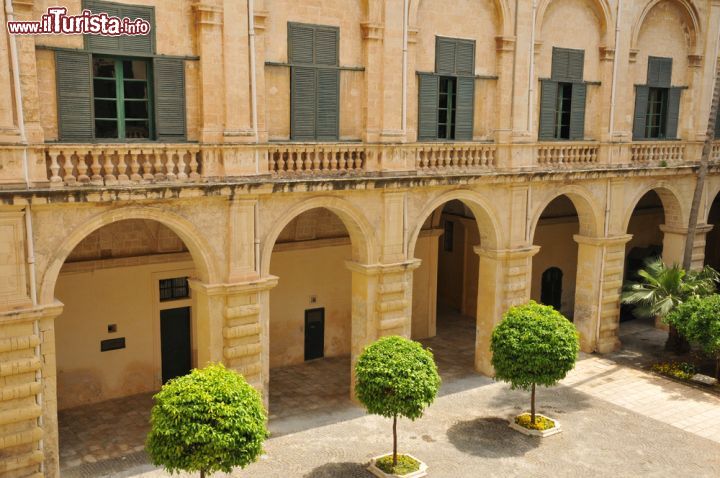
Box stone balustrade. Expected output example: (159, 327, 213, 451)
(413, 142, 496, 172)
(630, 141, 686, 165)
(536, 142, 599, 167)
(36, 140, 720, 187)
(45, 144, 201, 187)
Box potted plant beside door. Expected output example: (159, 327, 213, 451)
(355, 336, 440, 478)
(491, 301, 579, 437)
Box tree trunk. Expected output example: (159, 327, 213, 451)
(200, 470, 205, 478)
(530, 383, 536, 424)
(665, 325, 690, 353)
(683, 62, 720, 271)
(716, 355, 720, 381)
(392, 413, 398, 467)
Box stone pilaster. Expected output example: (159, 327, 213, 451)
(494, 36, 516, 143)
(227, 198, 257, 282)
(10, 0, 43, 143)
(0, 4, 19, 143)
(0, 210, 30, 310)
(360, 20, 385, 142)
(221, 0, 253, 142)
(660, 223, 714, 271)
(0, 302, 63, 478)
(573, 234, 632, 354)
(474, 245, 539, 376)
(193, 2, 225, 143)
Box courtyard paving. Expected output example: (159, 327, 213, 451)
(58, 312, 720, 477)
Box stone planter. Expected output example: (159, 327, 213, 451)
(508, 414, 562, 438)
(367, 453, 428, 478)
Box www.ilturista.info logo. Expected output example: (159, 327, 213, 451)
(6, 7, 151, 35)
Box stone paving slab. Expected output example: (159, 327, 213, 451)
(126, 374, 720, 478)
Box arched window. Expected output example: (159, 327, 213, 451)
(541, 267, 563, 311)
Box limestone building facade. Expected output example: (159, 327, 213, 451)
(1, 0, 720, 476)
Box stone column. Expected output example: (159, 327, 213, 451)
(494, 36, 516, 144)
(0, 4, 19, 142)
(221, 0, 253, 142)
(0, 303, 63, 478)
(10, 0, 43, 143)
(190, 277, 278, 402)
(193, 2, 225, 143)
(227, 197, 257, 282)
(474, 245, 539, 376)
(360, 20, 384, 143)
(573, 234, 632, 353)
(660, 224, 714, 272)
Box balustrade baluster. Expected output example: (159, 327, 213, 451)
(153, 150, 165, 180)
(60, 152, 75, 185)
(142, 152, 154, 180)
(76, 151, 90, 183)
(177, 150, 189, 181)
(116, 150, 130, 183)
(89, 152, 102, 183)
(166, 150, 178, 181)
(48, 150, 62, 186)
(129, 150, 142, 181)
(103, 150, 117, 185)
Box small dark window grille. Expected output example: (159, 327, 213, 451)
(438, 76, 457, 140)
(554, 82, 573, 139)
(160, 277, 189, 301)
(645, 87, 668, 139)
(443, 221, 454, 252)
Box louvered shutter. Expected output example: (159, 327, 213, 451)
(551, 47, 584, 81)
(288, 23, 314, 64)
(455, 40, 475, 76)
(567, 50, 584, 82)
(418, 73, 439, 140)
(314, 27, 339, 66)
(454, 76, 475, 141)
(291, 67, 317, 140)
(632, 86, 650, 140)
(539, 80, 558, 140)
(647, 57, 672, 87)
(569, 83, 587, 140)
(57, 51, 94, 141)
(119, 4, 154, 54)
(665, 87, 682, 139)
(84, 0, 121, 52)
(436, 37, 456, 75)
(153, 58, 186, 140)
(715, 105, 720, 139)
(316, 69, 339, 139)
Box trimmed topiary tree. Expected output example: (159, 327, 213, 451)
(355, 335, 440, 471)
(491, 301, 579, 425)
(667, 294, 720, 379)
(146, 363, 267, 478)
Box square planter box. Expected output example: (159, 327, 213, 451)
(508, 414, 562, 438)
(367, 453, 428, 478)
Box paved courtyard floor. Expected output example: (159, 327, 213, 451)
(57, 312, 720, 477)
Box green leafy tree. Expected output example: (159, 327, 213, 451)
(146, 363, 268, 478)
(355, 336, 440, 468)
(491, 301, 579, 424)
(667, 295, 720, 379)
(621, 257, 718, 351)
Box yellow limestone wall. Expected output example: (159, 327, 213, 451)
(54, 259, 194, 410)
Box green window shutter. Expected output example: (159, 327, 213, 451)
(648, 57, 672, 87)
(538, 80, 558, 140)
(314, 26, 339, 66)
(83, 0, 121, 52)
(454, 76, 475, 141)
(316, 69, 339, 140)
(569, 83, 587, 140)
(119, 4, 155, 54)
(665, 87, 682, 139)
(153, 58, 186, 140)
(454, 40, 475, 76)
(288, 23, 314, 64)
(551, 47, 584, 81)
(417, 73, 439, 140)
(436, 37, 456, 75)
(291, 67, 317, 140)
(632, 85, 650, 140)
(715, 105, 720, 139)
(56, 50, 94, 141)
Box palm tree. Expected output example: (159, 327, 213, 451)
(621, 257, 718, 352)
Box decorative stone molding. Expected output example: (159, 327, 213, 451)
(361, 22, 384, 41)
(407, 27, 419, 44)
(688, 54, 703, 69)
(573, 234, 633, 247)
(629, 49, 639, 63)
(599, 46, 615, 62)
(533, 40, 543, 56)
(253, 10, 268, 32)
(496, 36, 516, 53)
(193, 2, 223, 26)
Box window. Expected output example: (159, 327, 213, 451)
(289, 23, 340, 141)
(159, 277, 189, 301)
(438, 77, 457, 140)
(632, 57, 681, 140)
(417, 37, 475, 141)
(93, 57, 152, 139)
(55, 2, 187, 142)
(539, 48, 586, 141)
(645, 87, 668, 139)
(540, 267, 563, 311)
(443, 220, 454, 252)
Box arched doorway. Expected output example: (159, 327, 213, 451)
(531, 195, 580, 320)
(704, 191, 720, 271)
(266, 207, 355, 419)
(53, 218, 205, 474)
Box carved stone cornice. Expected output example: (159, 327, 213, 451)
(193, 2, 223, 26)
(599, 46, 615, 62)
(253, 10, 268, 32)
(361, 22, 384, 41)
(688, 54, 703, 69)
(629, 48, 639, 63)
(496, 36, 516, 53)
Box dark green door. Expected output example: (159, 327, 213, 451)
(540, 267, 563, 311)
(304, 308, 325, 361)
(160, 307, 191, 383)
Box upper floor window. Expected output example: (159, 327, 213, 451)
(633, 57, 682, 141)
(539, 47, 587, 141)
(288, 22, 340, 141)
(55, 1, 186, 142)
(418, 37, 476, 141)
